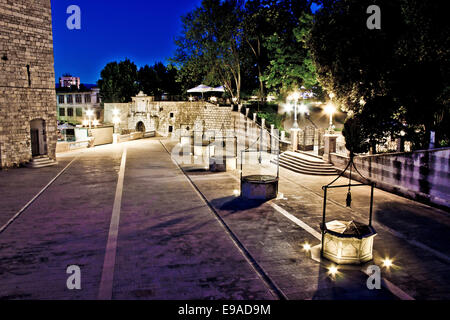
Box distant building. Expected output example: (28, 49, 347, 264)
(59, 75, 81, 89)
(56, 88, 103, 125)
(0, 0, 58, 168)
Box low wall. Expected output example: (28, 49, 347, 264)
(56, 140, 91, 154)
(330, 148, 450, 209)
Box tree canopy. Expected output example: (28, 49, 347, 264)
(98, 59, 180, 103)
(309, 0, 450, 149)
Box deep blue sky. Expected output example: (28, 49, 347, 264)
(51, 0, 202, 84)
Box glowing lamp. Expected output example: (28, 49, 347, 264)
(382, 258, 393, 268)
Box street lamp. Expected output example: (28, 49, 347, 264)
(324, 103, 336, 133)
(299, 103, 309, 116)
(288, 91, 302, 130)
(86, 109, 94, 130)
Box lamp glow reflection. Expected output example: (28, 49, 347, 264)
(324, 103, 336, 133)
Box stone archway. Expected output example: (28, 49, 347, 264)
(136, 121, 146, 132)
(30, 119, 47, 157)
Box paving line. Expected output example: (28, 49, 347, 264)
(277, 167, 450, 264)
(159, 140, 286, 300)
(0, 155, 80, 235)
(226, 168, 415, 300)
(98, 147, 127, 300)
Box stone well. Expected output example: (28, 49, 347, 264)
(241, 175, 279, 201)
(321, 220, 377, 265)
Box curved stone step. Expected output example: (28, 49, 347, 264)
(277, 158, 337, 173)
(282, 153, 333, 168)
(272, 160, 337, 176)
(276, 159, 337, 175)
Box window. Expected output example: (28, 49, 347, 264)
(59, 108, 65, 117)
(67, 108, 74, 117)
(84, 94, 91, 103)
(96, 95, 100, 103)
(58, 95, 65, 104)
(170, 112, 174, 118)
(168, 126, 173, 133)
(67, 95, 73, 104)
(76, 108, 83, 117)
(75, 94, 82, 104)
(96, 111, 101, 119)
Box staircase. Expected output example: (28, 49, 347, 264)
(26, 156, 57, 168)
(271, 151, 337, 176)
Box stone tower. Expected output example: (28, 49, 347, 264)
(0, 0, 57, 168)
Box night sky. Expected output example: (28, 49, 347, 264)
(51, 0, 202, 84)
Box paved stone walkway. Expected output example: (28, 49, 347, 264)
(0, 140, 273, 300)
(166, 134, 450, 300)
(0, 138, 448, 299)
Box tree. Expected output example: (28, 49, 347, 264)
(260, 0, 318, 95)
(172, 0, 246, 103)
(138, 62, 181, 97)
(309, 0, 450, 150)
(242, 0, 271, 103)
(97, 59, 139, 103)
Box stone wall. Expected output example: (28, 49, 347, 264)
(104, 101, 232, 137)
(0, 0, 57, 168)
(330, 148, 450, 209)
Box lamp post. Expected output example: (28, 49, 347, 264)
(325, 103, 336, 133)
(288, 92, 301, 130)
(112, 109, 120, 134)
(86, 109, 94, 130)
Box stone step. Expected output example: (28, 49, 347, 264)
(276, 159, 337, 175)
(294, 150, 325, 161)
(282, 152, 333, 168)
(27, 157, 57, 168)
(272, 159, 337, 176)
(278, 156, 336, 172)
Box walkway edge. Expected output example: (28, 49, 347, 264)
(159, 140, 287, 301)
(0, 155, 80, 235)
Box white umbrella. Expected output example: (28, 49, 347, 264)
(187, 84, 214, 99)
(211, 86, 225, 92)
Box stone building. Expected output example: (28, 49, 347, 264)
(57, 87, 103, 125)
(0, 0, 57, 168)
(104, 92, 232, 137)
(59, 75, 80, 89)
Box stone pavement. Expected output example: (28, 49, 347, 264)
(0, 138, 448, 300)
(0, 140, 273, 300)
(163, 137, 450, 300)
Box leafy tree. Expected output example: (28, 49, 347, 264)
(309, 0, 449, 150)
(172, 0, 246, 103)
(260, 0, 318, 95)
(138, 62, 181, 97)
(97, 59, 139, 103)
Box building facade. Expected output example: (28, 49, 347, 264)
(59, 75, 80, 89)
(56, 88, 103, 125)
(104, 92, 232, 137)
(0, 0, 57, 168)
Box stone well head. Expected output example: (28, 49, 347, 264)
(321, 220, 377, 265)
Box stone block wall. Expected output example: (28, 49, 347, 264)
(0, 0, 57, 168)
(330, 148, 450, 209)
(104, 101, 232, 137)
